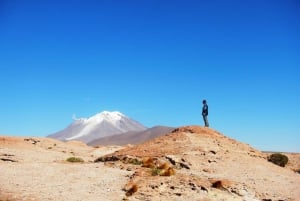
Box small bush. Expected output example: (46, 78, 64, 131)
(125, 184, 138, 196)
(66, 157, 84, 163)
(142, 157, 155, 168)
(158, 162, 169, 170)
(160, 167, 175, 176)
(94, 155, 119, 163)
(151, 167, 162, 176)
(211, 180, 224, 189)
(268, 153, 288, 167)
(129, 158, 142, 165)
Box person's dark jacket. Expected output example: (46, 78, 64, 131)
(202, 104, 208, 116)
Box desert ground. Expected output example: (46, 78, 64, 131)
(1, 126, 299, 201)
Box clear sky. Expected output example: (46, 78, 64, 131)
(0, 0, 299, 152)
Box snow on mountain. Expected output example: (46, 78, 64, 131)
(48, 111, 147, 143)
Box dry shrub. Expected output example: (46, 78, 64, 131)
(122, 156, 142, 165)
(129, 158, 142, 165)
(151, 162, 175, 176)
(125, 184, 138, 196)
(211, 180, 223, 189)
(151, 167, 162, 176)
(142, 157, 155, 168)
(158, 162, 169, 170)
(268, 153, 288, 167)
(159, 167, 175, 176)
(142, 158, 175, 177)
(66, 157, 84, 163)
(94, 155, 119, 163)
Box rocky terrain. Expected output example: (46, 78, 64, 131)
(1, 126, 299, 201)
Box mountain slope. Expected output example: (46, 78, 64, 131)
(48, 111, 146, 143)
(88, 126, 174, 146)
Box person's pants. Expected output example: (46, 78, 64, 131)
(203, 115, 209, 127)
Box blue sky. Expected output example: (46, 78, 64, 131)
(0, 0, 299, 152)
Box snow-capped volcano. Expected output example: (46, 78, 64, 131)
(48, 111, 146, 143)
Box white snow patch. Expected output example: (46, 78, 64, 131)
(66, 111, 126, 140)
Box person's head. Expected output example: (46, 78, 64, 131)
(203, 99, 207, 104)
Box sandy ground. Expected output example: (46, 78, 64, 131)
(0, 137, 129, 201)
(1, 163, 129, 201)
(1, 127, 300, 201)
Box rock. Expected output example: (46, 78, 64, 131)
(209, 150, 217, 155)
(165, 156, 176, 165)
(1, 158, 18, 162)
(202, 168, 211, 173)
(179, 162, 190, 169)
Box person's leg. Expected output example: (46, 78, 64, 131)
(203, 115, 209, 127)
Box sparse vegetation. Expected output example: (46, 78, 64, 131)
(150, 165, 175, 176)
(160, 167, 175, 176)
(142, 157, 155, 168)
(66, 157, 84, 163)
(268, 153, 288, 167)
(48, 147, 52, 149)
(128, 158, 142, 165)
(141, 157, 176, 176)
(151, 167, 162, 176)
(211, 180, 224, 189)
(158, 162, 169, 170)
(94, 155, 142, 165)
(94, 155, 120, 163)
(125, 184, 138, 196)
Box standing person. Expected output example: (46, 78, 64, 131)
(202, 99, 209, 127)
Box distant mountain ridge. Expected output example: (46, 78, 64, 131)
(88, 126, 174, 146)
(48, 111, 147, 143)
